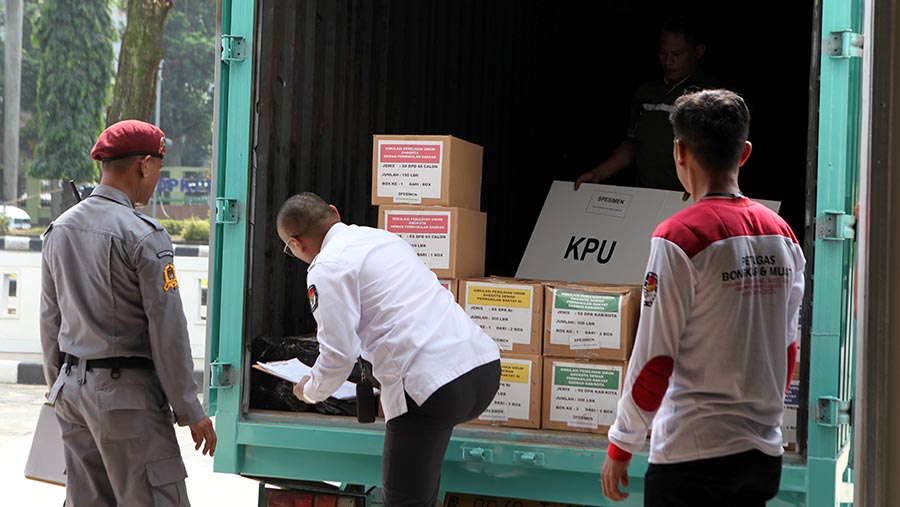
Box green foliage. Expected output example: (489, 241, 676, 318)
(182, 217, 209, 242)
(0, 213, 8, 234)
(158, 218, 184, 236)
(161, 0, 215, 166)
(29, 0, 115, 182)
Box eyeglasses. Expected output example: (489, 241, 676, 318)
(283, 242, 296, 258)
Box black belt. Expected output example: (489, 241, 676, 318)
(65, 355, 155, 371)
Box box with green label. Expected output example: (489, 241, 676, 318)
(543, 283, 640, 361)
(469, 353, 542, 429)
(459, 277, 544, 355)
(542, 357, 627, 434)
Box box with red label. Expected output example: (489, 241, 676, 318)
(542, 357, 627, 435)
(371, 135, 483, 210)
(438, 279, 459, 300)
(469, 353, 542, 429)
(459, 277, 543, 355)
(543, 283, 640, 361)
(378, 205, 486, 279)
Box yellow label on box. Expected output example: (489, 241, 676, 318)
(500, 362, 530, 384)
(467, 285, 531, 309)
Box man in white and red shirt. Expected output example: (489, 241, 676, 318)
(601, 89, 805, 506)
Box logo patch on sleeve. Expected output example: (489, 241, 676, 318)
(163, 263, 180, 292)
(307, 285, 319, 313)
(643, 271, 658, 307)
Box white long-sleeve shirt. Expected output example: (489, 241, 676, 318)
(607, 197, 805, 464)
(302, 223, 500, 420)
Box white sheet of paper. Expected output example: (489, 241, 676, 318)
(254, 358, 362, 401)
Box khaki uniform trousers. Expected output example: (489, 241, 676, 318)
(52, 363, 191, 507)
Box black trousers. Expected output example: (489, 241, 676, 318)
(382, 360, 501, 507)
(644, 449, 782, 507)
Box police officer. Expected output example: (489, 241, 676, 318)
(278, 193, 500, 507)
(40, 120, 216, 507)
(575, 17, 720, 192)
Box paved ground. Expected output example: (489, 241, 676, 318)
(0, 383, 258, 506)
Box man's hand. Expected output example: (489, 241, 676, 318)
(574, 169, 602, 190)
(293, 375, 312, 403)
(601, 455, 631, 501)
(189, 416, 217, 457)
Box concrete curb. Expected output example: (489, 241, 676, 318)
(0, 360, 205, 388)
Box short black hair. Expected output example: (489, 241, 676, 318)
(670, 89, 750, 173)
(661, 16, 705, 46)
(277, 192, 336, 238)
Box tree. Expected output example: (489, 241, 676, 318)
(160, 0, 215, 166)
(30, 0, 115, 217)
(106, 0, 173, 125)
(3, 0, 22, 205)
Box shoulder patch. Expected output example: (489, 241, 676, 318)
(156, 249, 175, 259)
(643, 272, 658, 307)
(163, 263, 179, 292)
(133, 211, 164, 232)
(307, 285, 318, 313)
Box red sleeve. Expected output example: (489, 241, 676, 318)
(607, 443, 633, 462)
(786, 342, 798, 393)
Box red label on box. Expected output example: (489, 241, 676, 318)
(386, 214, 450, 234)
(380, 143, 441, 164)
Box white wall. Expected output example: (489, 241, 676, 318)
(0, 250, 210, 359)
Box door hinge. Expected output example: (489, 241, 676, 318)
(209, 361, 234, 389)
(826, 30, 863, 59)
(215, 198, 239, 224)
(816, 210, 855, 240)
(817, 396, 852, 427)
(221, 35, 246, 63)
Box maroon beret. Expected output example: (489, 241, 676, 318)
(91, 120, 167, 162)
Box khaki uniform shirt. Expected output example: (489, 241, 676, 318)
(40, 185, 204, 425)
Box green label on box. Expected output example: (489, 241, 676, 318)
(554, 365, 620, 390)
(554, 291, 620, 313)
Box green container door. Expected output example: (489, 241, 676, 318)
(807, 0, 863, 504)
(207, 0, 255, 473)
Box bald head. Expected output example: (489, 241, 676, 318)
(277, 193, 339, 239)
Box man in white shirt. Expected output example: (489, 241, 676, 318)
(277, 193, 500, 507)
(601, 90, 805, 506)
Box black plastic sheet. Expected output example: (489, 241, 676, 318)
(249, 335, 361, 415)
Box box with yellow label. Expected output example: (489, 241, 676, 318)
(459, 277, 543, 355)
(542, 357, 627, 435)
(469, 354, 541, 429)
(543, 283, 640, 361)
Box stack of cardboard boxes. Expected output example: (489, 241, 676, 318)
(373, 135, 487, 282)
(458, 277, 641, 435)
(372, 134, 646, 437)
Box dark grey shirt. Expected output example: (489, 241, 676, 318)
(40, 185, 204, 425)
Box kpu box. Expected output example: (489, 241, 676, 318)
(378, 205, 486, 279)
(470, 354, 542, 429)
(543, 283, 640, 361)
(371, 135, 483, 210)
(459, 277, 544, 355)
(542, 357, 627, 435)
